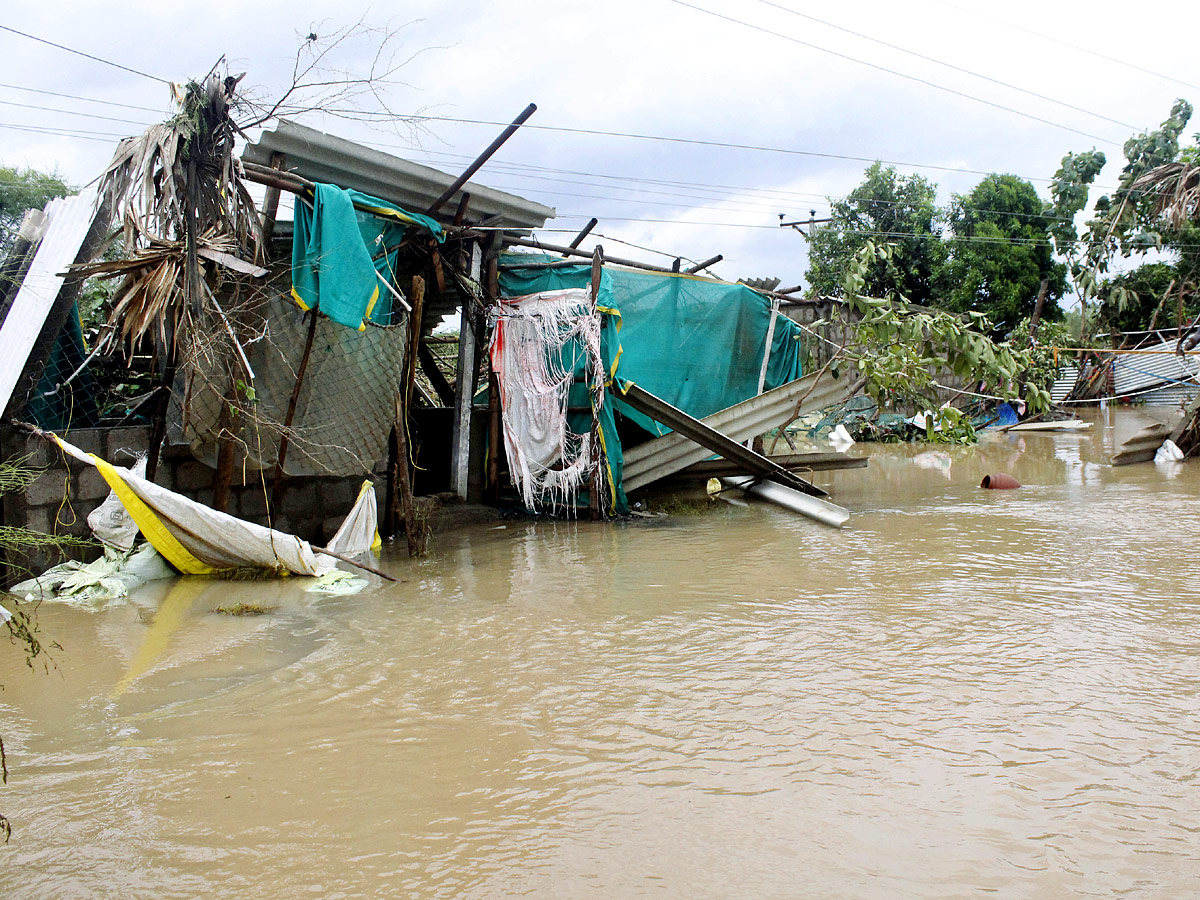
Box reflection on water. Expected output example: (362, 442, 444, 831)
(3, 408, 1200, 898)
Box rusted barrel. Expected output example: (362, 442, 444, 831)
(980, 473, 1021, 489)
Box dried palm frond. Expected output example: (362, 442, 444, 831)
(1131, 162, 1200, 231)
(83, 69, 261, 353)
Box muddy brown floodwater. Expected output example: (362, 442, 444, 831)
(3, 407, 1200, 898)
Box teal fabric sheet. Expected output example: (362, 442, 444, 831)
(292, 184, 445, 330)
(500, 260, 804, 437)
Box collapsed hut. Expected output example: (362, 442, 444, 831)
(1, 75, 872, 579)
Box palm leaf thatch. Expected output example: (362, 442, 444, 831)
(75, 71, 261, 353)
(1131, 162, 1200, 231)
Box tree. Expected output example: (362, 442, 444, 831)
(1097, 261, 1195, 334)
(0, 165, 72, 256)
(805, 162, 947, 303)
(943, 174, 1066, 333)
(1058, 100, 1195, 336)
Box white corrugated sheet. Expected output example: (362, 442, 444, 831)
(0, 187, 98, 411)
(1051, 366, 1079, 402)
(1140, 383, 1198, 408)
(1111, 337, 1200, 395)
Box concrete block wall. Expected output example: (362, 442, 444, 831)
(1, 425, 384, 573)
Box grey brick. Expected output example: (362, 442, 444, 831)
(175, 461, 214, 492)
(25, 473, 71, 508)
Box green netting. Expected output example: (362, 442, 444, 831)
(500, 259, 804, 437)
(27, 302, 100, 430)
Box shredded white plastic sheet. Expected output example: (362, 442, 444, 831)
(10, 544, 176, 608)
(489, 288, 603, 511)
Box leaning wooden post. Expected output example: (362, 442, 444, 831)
(485, 257, 502, 503)
(589, 246, 604, 520)
(270, 309, 319, 506)
(385, 275, 425, 539)
(450, 241, 483, 499)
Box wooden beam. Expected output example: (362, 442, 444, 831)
(506, 236, 676, 274)
(450, 240, 484, 498)
(617, 382, 827, 497)
(678, 453, 867, 479)
(417, 343, 455, 406)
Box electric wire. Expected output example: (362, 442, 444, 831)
(749, 0, 1139, 131)
(0, 24, 170, 84)
(662, 0, 1122, 145)
(0, 82, 165, 113)
(929, 0, 1200, 92)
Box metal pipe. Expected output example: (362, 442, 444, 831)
(565, 217, 598, 254)
(684, 254, 722, 275)
(722, 475, 849, 528)
(427, 103, 538, 216)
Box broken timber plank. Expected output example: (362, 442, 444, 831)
(621, 368, 855, 492)
(618, 382, 827, 497)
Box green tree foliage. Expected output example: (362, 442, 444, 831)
(805, 162, 946, 303)
(1097, 261, 1198, 334)
(0, 165, 73, 255)
(829, 242, 1050, 443)
(1060, 101, 1195, 334)
(943, 174, 1066, 333)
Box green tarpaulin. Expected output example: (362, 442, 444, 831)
(292, 184, 445, 330)
(500, 260, 804, 437)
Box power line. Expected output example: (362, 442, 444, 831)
(0, 82, 165, 113)
(0, 122, 126, 141)
(365, 141, 1091, 227)
(0, 24, 170, 84)
(749, 0, 1139, 131)
(662, 0, 1122, 145)
(0, 98, 154, 127)
(929, 0, 1200, 92)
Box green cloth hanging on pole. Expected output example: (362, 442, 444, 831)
(292, 183, 445, 330)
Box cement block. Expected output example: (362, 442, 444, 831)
(280, 482, 317, 517)
(319, 478, 357, 511)
(175, 461, 214, 492)
(239, 488, 269, 519)
(75, 467, 111, 502)
(25, 473, 71, 508)
(25, 506, 53, 536)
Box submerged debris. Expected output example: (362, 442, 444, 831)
(214, 603, 274, 616)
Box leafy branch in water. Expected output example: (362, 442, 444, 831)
(829, 241, 1050, 441)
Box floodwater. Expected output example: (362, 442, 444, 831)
(3, 407, 1200, 898)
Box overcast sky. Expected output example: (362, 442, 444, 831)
(3, 0, 1198, 287)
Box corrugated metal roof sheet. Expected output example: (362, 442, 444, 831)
(1051, 366, 1078, 402)
(1140, 383, 1198, 408)
(0, 187, 99, 412)
(242, 120, 554, 234)
(1111, 337, 1200, 394)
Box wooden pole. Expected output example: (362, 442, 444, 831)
(426, 103, 538, 216)
(450, 241, 483, 499)
(589, 246, 604, 520)
(485, 257, 502, 504)
(257, 151, 287, 258)
(270, 309, 319, 505)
